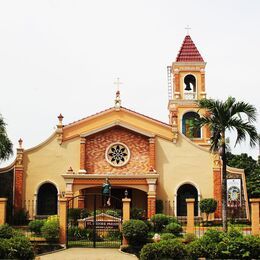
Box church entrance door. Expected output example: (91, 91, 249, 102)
(67, 193, 122, 248)
(37, 183, 58, 216)
(177, 184, 198, 216)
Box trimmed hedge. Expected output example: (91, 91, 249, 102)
(150, 214, 179, 232)
(186, 228, 260, 259)
(164, 222, 182, 236)
(160, 233, 176, 240)
(140, 239, 187, 260)
(122, 220, 149, 246)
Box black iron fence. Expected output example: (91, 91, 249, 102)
(67, 193, 122, 248)
(160, 200, 251, 237)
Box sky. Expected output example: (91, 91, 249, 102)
(0, 0, 260, 166)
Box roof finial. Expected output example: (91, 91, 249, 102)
(114, 77, 122, 110)
(185, 25, 191, 35)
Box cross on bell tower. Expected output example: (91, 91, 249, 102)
(167, 33, 210, 146)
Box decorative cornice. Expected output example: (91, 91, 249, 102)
(62, 173, 159, 180)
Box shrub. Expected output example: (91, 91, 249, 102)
(186, 228, 260, 259)
(183, 233, 196, 244)
(160, 233, 175, 240)
(68, 208, 82, 225)
(87, 230, 104, 242)
(144, 220, 153, 232)
(122, 219, 149, 246)
(8, 236, 34, 260)
(0, 236, 34, 260)
(68, 226, 89, 240)
(140, 239, 187, 260)
(186, 229, 226, 259)
(106, 230, 122, 241)
(150, 214, 177, 232)
(41, 215, 59, 241)
(164, 222, 182, 236)
(0, 239, 10, 259)
(0, 224, 15, 239)
(199, 198, 217, 225)
(156, 199, 163, 213)
(105, 209, 121, 218)
(130, 207, 146, 220)
(28, 219, 45, 235)
(80, 208, 89, 218)
(13, 208, 29, 225)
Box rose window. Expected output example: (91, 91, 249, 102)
(106, 143, 130, 167)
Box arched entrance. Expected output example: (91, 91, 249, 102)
(177, 184, 198, 216)
(37, 183, 58, 215)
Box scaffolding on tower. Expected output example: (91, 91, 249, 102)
(167, 66, 173, 100)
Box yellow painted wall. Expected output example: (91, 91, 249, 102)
(156, 135, 213, 205)
(23, 134, 80, 210)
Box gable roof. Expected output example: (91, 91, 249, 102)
(65, 107, 170, 128)
(176, 35, 204, 62)
(62, 107, 173, 141)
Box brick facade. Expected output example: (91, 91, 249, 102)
(213, 169, 222, 218)
(147, 196, 156, 218)
(85, 126, 150, 174)
(14, 167, 24, 211)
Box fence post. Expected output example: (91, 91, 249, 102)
(250, 198, 260, 236)
(122, 197, 131, 246)
(59, 198, 68, 245)
(186, 198, 195, 234)
(0, 198, 7, 225)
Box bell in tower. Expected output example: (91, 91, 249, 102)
(168, 34, 210, 146)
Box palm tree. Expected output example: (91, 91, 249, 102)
(197, 97, 258, 232)
(0, 114, 13, 162)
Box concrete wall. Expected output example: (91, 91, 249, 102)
(156, 135, 213, 211)
(23, 134, 80, 215)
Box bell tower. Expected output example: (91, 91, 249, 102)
(168, 35, 210, 146)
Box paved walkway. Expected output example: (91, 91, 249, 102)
(39, 248, 138, 260)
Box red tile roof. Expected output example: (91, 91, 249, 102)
(176, 35, 204, 62)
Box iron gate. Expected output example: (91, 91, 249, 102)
(67, 193, 122, 248)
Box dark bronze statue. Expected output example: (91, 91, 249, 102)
(102, 177, 111, 206)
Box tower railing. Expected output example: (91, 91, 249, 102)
(184, 92, 197, 100)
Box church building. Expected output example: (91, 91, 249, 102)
(0, 35, 249, 222)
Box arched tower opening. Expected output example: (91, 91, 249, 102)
(182, 111, 201, 138)
(184, 74, 196, 99)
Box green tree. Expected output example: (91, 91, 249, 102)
(199, 198, 217, 225)
(227, 152, 260, 198)
(197, 97, 258, 232)
(0, 115, 13, 162)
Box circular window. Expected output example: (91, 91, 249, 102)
(106, 143, 130, 167)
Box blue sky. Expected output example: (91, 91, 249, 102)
(0, 0, 260, 166)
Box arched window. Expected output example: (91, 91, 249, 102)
(37, 183, 58, 215)
(177, 184, 198, 216)
(184, 74, 196, 99)
(182, 112, 201, 138)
